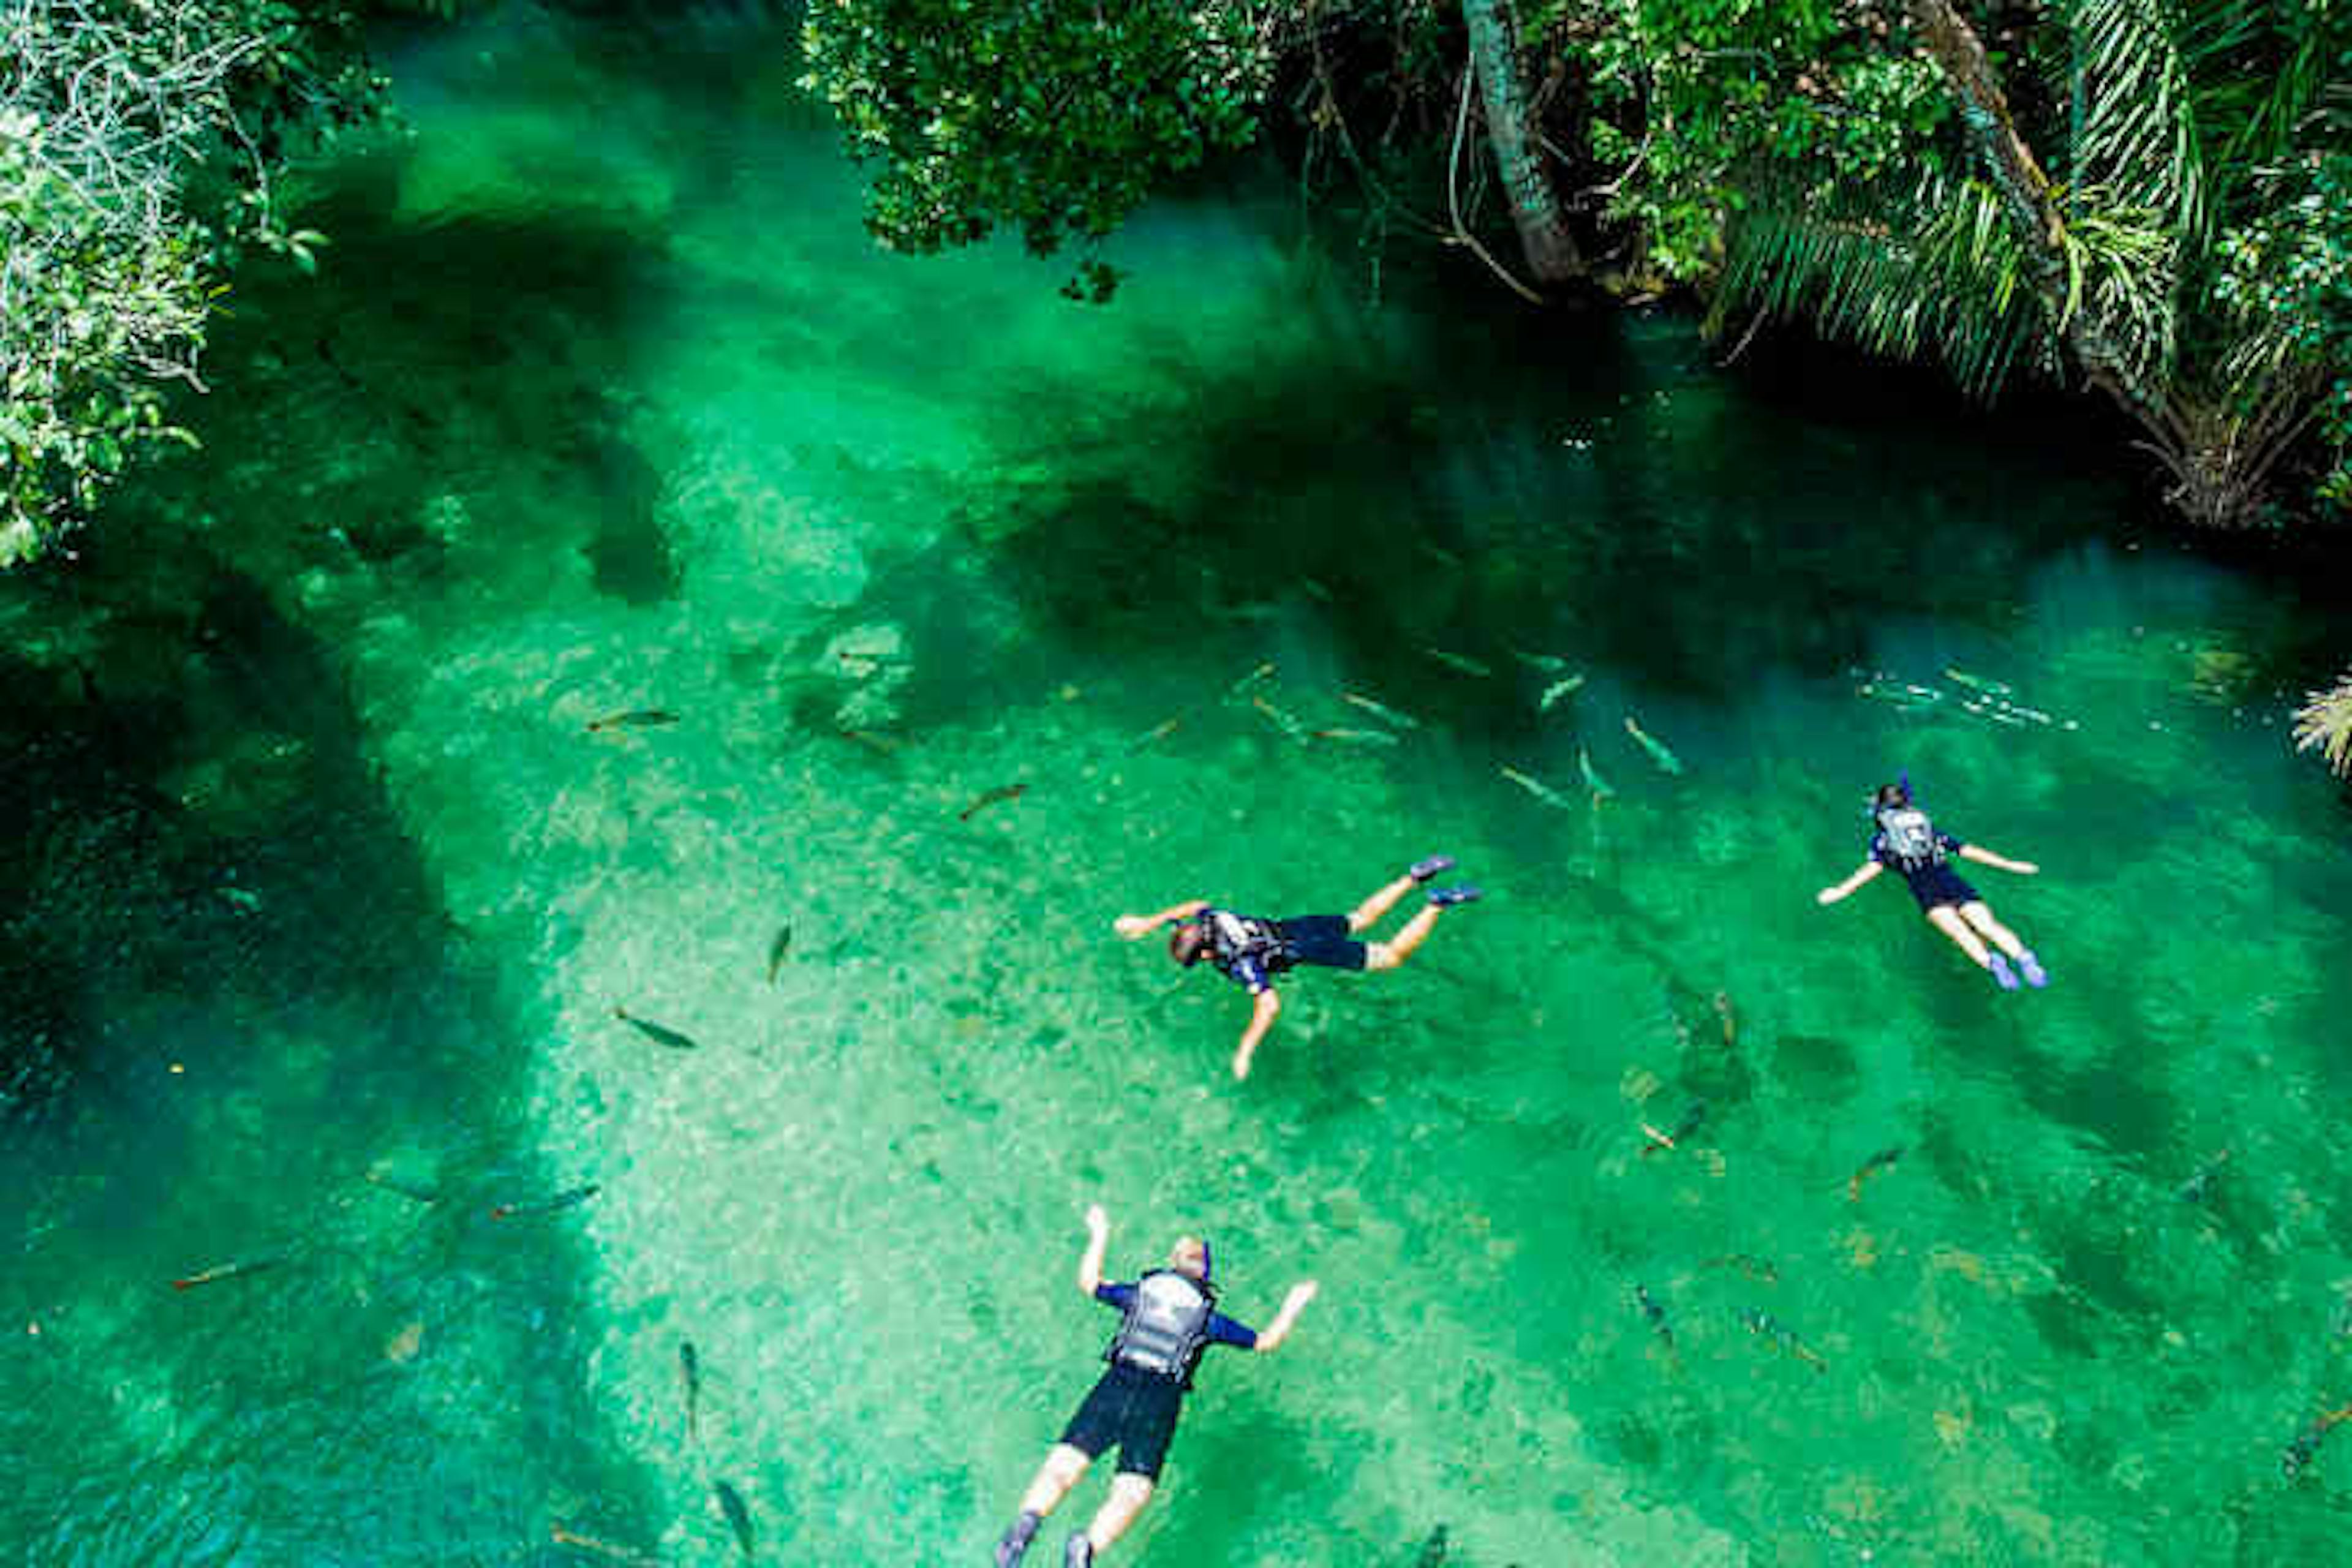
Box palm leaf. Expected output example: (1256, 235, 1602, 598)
(1722, 173, 2051, 400)
(2068, 0, 2210, 243)
(2294, 673, 2352, 778)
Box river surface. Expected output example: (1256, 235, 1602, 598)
(6, 6, 2352, 1564)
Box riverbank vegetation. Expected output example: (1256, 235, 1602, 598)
(803, 0, 2350, 533)
(2298, 674, 2352, 777)
(0, 0, 403, 566)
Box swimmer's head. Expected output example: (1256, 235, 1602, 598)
(1874, 781, 1912, 812)
(1169, 923, 1208, 968)
(1169, 1235, 1213, 1283)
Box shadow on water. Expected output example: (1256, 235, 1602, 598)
(947, 293, 2126, 718)
(182, 160, 681, 611)
(0, 537, 668, 1560)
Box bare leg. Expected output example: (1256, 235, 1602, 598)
(1926, 905, 1994, 967)
(1956, 902, 2027, 960)
(1346, 873, 1419, 933)
(1085, 1474, 1156, 1553)
(1365, 903, 1443, 970)
(1018, 1446, 1092, 1518)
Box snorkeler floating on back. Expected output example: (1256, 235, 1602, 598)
(1113, 855, 1480, 1080)
(1815, 778, 2047, 990)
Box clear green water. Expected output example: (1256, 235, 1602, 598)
(7, 6, 2352, 1563)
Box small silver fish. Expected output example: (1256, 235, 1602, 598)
(765, 922, 793, 984)
(1340, 691, 1420, 730)
(1943, 666, 2015, 696)
(1538, 674, 1586, 712)
(1578, 748, 1616, 801)
(1499, 764, 1576, 810)
(1422, 646, 1493, 678)
(1624, 715, 1685, 775)
(1253, 695, 1311, 742)
(1228, 660, 1276, 696)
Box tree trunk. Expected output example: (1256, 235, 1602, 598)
(1463, 0, 1581, 282)
(1900, 0, 2168, 430)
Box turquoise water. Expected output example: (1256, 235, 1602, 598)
(6, 6, 2352, 1563)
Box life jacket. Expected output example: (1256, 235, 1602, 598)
(1874, 804, 1946, 873)
(1104, 1269, 1218, 1383)
(1200, 908, 1286, 978)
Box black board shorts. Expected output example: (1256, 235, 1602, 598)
(1900, 863, 1981, 913)
(1275, 914, 1368, 971)
(1059, 1365, 1186, 1479)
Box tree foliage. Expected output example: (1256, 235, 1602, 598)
(797, 0, 2348, 529)
(799, 0, 1275, 293)
(1, 0, 388, 565)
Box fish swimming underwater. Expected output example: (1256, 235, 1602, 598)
(713, 1479, 755, 1559)
(765, 922, 793, 984)
(1623, 715, 1685, 775)
(584, 709, 679, 733)
(1634, 1283, 1675, 1349)
(1340, 692, 1421, 730)
(1578, 747, 1617, 802)
(614, 1006, 700, 1051)
(1640, 1100, 1706, 1157)
(170, 1255, 284, 1292)
(1846, 1147, 1904, 1202)
(958, 783, 1027, 821)
(680, 1338, 702, 1447)
(1538, 674, 1586, 712)
(1422, 646, 1493, 678)
(1741, 1307, 1828, 1373)
(489, 1184, 600, 1221)
(1499, 764, 1577, 811)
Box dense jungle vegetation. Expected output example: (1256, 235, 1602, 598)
(7, 0, 2350, 752)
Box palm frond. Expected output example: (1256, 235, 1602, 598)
(2069, 0, 2209, 243)
(1721, 175, 2051, 400)
(2060, 195, 2179, 379)
(2294, 673, 2352, 778)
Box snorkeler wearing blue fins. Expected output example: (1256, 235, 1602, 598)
(1114, 856, 1480, 1080)
(993, 1205, 1318, 1567)
(1817, 780, 2048, 989)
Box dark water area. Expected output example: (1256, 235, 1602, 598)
(6, 4, 2352, 1564)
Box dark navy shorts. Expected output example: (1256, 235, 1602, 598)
(1060, 1365, 1186, 1479)
(1275, 914, 1368, 970)
(1900, 864, 1981, 913)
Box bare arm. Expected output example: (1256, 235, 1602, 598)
(1231, 989, 1281, 1080)
(1816, 861, 1884, 905)
(1253, 1281, 1319, 1352)
(1958, 845, 2038, 875)
(1114, 900, 1209, 940)
(1076, 1204, 1110, 1297)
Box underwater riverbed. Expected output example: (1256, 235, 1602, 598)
(6, 6, 2352, 1564)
